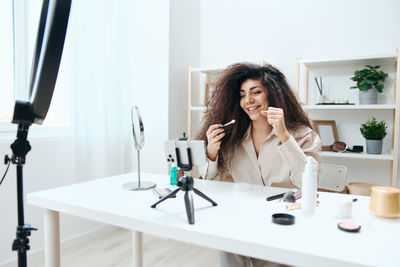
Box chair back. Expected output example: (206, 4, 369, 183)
(318, 164, 347, 192)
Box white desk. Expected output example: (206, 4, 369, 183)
(27, 172, 400, 267)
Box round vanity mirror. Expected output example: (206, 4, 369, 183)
(122, 106, 156, 191)
(132, 106, 144, 150)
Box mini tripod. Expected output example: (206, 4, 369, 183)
(151, 136, 217, 224)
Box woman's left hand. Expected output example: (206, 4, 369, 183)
(261, 107, 290, 143)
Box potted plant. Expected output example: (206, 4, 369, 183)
(350, 65, 388, 104)
(360, 117, 387, 154)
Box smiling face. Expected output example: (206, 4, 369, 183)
(239, 79, 269, 121)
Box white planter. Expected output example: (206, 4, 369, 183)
(366, 139, 383, 154)
(359, 89, 378, 104)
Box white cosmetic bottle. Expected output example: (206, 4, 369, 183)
(301, 156, 317, 214)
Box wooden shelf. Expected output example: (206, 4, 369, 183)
(299, 53, 397, 67)
(190, 106, 207, 111)
(302, 104, 396, 110)
(320, 151, 393, 160)
(191, 67, 225, 74)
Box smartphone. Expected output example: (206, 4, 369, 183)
(164, 140, 207, 166)
(153, 188, 175, 199)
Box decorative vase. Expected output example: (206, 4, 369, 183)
(366, 139, 383, 154)
(317, 94, 326, 104)
(359, 89, 378, 104)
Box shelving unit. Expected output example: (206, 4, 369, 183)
(296, 51, 400, 187)
(187, 65, 226, 138)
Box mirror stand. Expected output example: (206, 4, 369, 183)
(122, 106, 156, 191)
(122, 150, 156, 190)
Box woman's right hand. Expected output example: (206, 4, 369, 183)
(206, 124, 225, 161)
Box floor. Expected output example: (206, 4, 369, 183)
(29, 227, 218, 267)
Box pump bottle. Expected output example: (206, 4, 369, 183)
(301, 156, 317, 214)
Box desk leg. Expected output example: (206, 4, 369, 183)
(132, 231, 143, 267)
(44, 209, 60, 267)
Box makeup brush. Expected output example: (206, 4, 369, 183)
(221, 119, 235, 128)
(283, 191, 302, 203)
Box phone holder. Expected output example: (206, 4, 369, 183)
(151, 134, 217, 224)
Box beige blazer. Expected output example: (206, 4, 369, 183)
(200, 125, 321, 189)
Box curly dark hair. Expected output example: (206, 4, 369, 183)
(196, 63, 312, 175)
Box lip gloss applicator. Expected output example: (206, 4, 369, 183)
(221, 119, 235, 128)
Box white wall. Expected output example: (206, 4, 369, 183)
(199, 0, 400, 187)
(131, 0, 170, 174)
(169, 0, 201, 140)
(200, 0, 400, 83)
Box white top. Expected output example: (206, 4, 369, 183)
(27, 172, 400, 267)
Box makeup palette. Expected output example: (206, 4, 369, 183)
(337, 222, 361, 233)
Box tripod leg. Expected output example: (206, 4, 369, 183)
(151, 188, 181, 208)
(184, 191, 195, 224)
(193, 188, 218, 206)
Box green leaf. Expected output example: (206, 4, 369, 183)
(376, 84, 383, 93)
(359, 83, 369, 90)
(366, 79, 376, 85)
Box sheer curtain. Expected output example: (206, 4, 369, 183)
(70, 0, 134, 181)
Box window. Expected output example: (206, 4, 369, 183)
(0, 0, 14, 125)
(0, 0, 71, 134)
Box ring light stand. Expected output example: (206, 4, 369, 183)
(3, 1, 72, 266)
(122, 106, 156, 190)
(4, 123, 37, 267)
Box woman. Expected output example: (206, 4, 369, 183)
(197, 63, 321, 267)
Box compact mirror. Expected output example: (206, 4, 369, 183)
(122, 106, 156, 191)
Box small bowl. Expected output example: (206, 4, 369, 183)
(369, 186, 400, 219)
(347, 182, 378, 196)
(332, 200, 353, 219)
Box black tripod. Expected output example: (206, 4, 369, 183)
(4, 122, 37, 267)
(151, 140, 217, 224)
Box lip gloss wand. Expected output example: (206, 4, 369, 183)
(220, 119, 235, 128)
